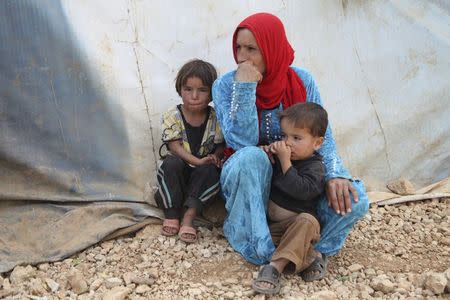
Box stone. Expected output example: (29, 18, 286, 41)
(423, 272, 446, 294)
(122, 272, 134, 285)
(445, 268, 450, 292)
(130, 275, 154, 286)
(441, 237, 450, 246)
(30, 278, 47, 295)
(2, 278, 11, 290)
(309, 290, 338, 300)
(386, 177, 415, 195)
(90, 278, 103, 291)
(44, 278, 59, 292)
(188, 288, 202, 296)
(371, 275, 395, 293)
(0, 290, 14, 298)
(67, 269, 89, 295)
(163, 258, 175, 268)
(105, 277, 123, 289)
(10, 265, 36, 284)
(38, 263, 50, 271)
(348, 264, 364, 272)
(135, 284, 151, 294)
(102, 287, 130, 300)
(397, 278, 412, 291)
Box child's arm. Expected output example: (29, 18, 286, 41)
(168, 140, 213, 167)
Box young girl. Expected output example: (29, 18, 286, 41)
(155, 59, 224, 243)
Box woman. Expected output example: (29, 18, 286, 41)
(212, 12, 369, 282)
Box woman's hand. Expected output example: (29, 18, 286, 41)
(326, 178, 359, 215)
(259, 145, 274, 163)
(235, 61, 263, 83)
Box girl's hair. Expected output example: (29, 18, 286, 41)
(175, 59, 217, 98)
(279, 102, 328, 137)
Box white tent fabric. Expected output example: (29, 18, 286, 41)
(62, 0, 449, 195)
(1, 0, 449, 272)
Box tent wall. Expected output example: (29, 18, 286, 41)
(2, 0, 449, 203)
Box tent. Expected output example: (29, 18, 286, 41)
(1, 0, 449, 273)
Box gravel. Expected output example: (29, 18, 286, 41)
(1, 198, 449, 299)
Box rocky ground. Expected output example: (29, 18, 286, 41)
(1, 198, 449, 300)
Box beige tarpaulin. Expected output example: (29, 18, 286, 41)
(0, 201, 162, 273)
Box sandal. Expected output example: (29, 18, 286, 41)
(161, 219, 180, 236)
(179, 225, 197, 243)
(252, 265, 281, 294)
(300, 253, 328, 282)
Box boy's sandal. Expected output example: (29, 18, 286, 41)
(179, 225, 197, 243)
(252, 265, 281, 294)
(300, 253, 328, 282)
(161, 219, 180, 236)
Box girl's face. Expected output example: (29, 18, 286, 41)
(181, 76, 210, 113)
(235, 28, 266, 75)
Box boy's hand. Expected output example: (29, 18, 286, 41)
(270, 141, 291, 162)
(270, 141, 292, 174)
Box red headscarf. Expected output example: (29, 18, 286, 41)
(232, 13, 306, 110)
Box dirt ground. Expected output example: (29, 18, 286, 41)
(1, 198, 449, 299)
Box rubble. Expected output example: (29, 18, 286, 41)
(1, 198, 449, 299)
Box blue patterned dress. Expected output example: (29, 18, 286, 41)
(212, 67, 369, 265)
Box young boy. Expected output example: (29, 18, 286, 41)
(252, 102, 328, 294)
(155, 59, 224, 243)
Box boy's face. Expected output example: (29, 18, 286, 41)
(181, 76, 210, 113)
(280, 119, 324, 161)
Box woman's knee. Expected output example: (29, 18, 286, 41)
(352, 195, 369, 219)
(351, 180, 370, 218)
(240, 146, 270, 164)
(227, 146, 270, 172)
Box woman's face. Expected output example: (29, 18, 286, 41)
(235, 28, 266, 75)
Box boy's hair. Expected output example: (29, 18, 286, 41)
(279, 102, 328, 137)
(175, 59, 217, 98)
